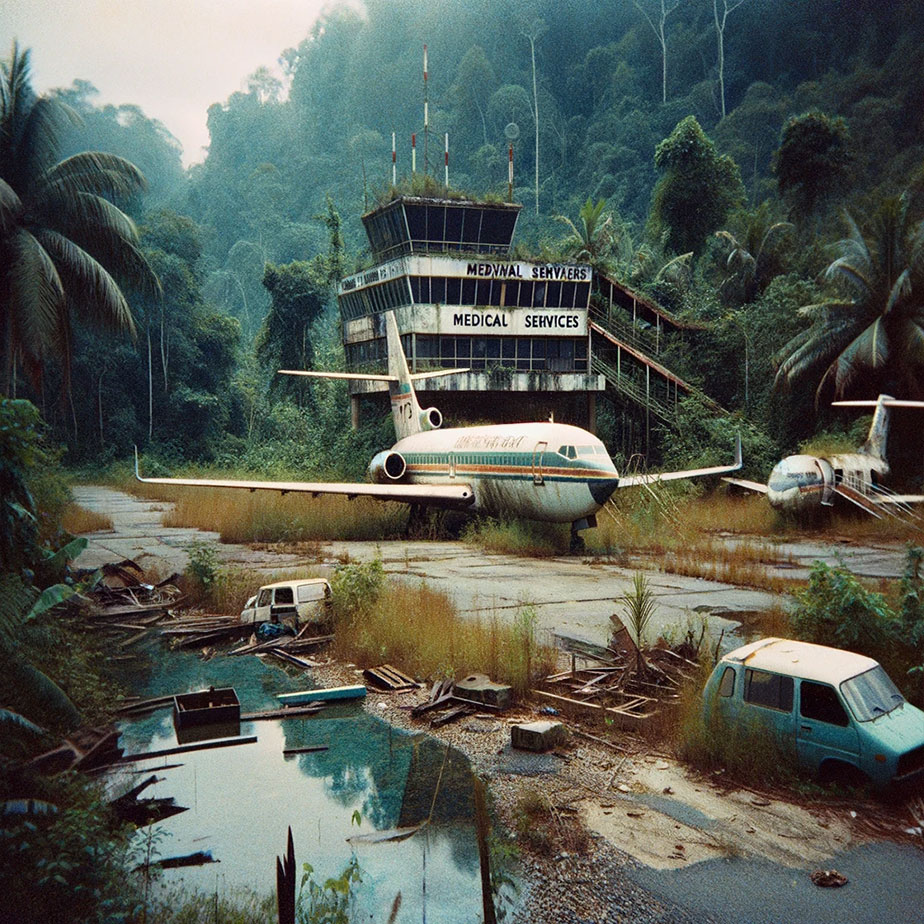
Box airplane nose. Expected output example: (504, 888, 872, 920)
(589, 477, 620, 506)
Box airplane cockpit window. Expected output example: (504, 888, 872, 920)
(768, 457, 824, 492)
(558, 446, 576, 459)
(576, 446, 596, 457)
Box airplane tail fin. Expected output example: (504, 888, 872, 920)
(277, 311, 465, 440)
(832, 394, 924, 460)
(385, 312, 431, 440)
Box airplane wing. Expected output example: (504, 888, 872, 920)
(617, 434, 742, 489)
(721, 477, 768, 494)
(134, 451, 475, 508)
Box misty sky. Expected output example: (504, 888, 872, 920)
(0, 0, 341, 165)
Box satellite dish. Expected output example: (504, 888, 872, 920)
(504, 122, 520, 141)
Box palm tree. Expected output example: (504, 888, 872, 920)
(557, 197, 615, 268)
(0, 42, 158, 395)
(714, 203, 793, 307)
(775, 193, 924, 400)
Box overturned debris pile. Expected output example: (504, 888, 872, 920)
(535, 630, 699, 728)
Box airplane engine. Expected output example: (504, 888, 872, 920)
(419, 406, 442, 431)
(369, 450, 407, 482)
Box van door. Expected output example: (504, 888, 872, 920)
(796, 680, 860, 773)
(742, 668, 796, 738)
(254, 587, 273, 623)
(271, 586, 297, 625)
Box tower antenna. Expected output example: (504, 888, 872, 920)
(423, 43, 429, 176)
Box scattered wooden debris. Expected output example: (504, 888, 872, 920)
(24, 725, 123, 775)
(363, 663, 419, 692)
(240, 704, 324, 721)
(538, 634, 699, 727)
(117, 735, 257, 764)
(110, 774, 188, 827)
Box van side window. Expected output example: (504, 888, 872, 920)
(257, 589, 272, 607)
(718, 666, 736, 697)
(274, 587, 294, 605)
(744, 669, 793, 712)
(800, 681, 849, 727)
(297, 584, 325, 603)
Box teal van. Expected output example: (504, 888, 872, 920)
(702, 637, 924, 789)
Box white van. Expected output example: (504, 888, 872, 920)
(240, 578, 332, 629)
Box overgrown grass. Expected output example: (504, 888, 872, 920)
(670, 663, 799, 787)
(114, 477, 405, 543)
(461, 516, 569, 557)
(511, 787, 590, 856)
(330, 566, 554, 696)
(59, 503, 113, 534)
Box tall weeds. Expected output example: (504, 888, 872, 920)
(330, 570, 554, 696)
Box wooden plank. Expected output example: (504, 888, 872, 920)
(283, 745, 329, 755)
(240, 704, 324, 721)
(117, 735, 257, 763)
(533, 690, 657, 721)
(277, 685, 366, 705)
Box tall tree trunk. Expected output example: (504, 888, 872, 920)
(98, 373, 104, 447)
(529, 35, 540, 215)
(159, 307, 168, 391)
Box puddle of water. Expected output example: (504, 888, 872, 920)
(112, 644, 484, 920)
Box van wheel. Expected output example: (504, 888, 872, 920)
(819, 760, 869, 789)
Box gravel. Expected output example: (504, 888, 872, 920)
(312, 661, 718, 923)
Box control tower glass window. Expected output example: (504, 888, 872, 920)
(362, 197, 522, 261)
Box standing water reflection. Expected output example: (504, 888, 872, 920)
(114, 645, 483, 920)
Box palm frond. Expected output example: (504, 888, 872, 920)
(15, 96, 71, 181)
(1, 799, 59, 817)
(38, 193, 161, 297)
(0, 707, 45, 737)
(36, 229, 137, 337)
(883, 268, 911, 316)
(6, 228, 65, 362)
(0, 175, 22, 234)
(42, 150, 148, 201)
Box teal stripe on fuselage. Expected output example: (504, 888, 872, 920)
(402, 450, 615, 482)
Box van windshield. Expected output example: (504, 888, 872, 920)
(840, 666, 905, 722)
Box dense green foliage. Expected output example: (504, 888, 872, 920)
(4, 0, 924, 480)
(791, 546, 924, 704)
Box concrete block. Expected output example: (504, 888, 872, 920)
(511, 720, 567, 752)
(455, 673, 512, 711)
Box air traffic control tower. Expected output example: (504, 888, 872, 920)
(338, 195, 605, 428)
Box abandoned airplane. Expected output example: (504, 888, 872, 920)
(136, 311, 741, 542)
(724, 395, 924, 518)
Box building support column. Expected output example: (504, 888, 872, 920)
(351, 394, 360, 430)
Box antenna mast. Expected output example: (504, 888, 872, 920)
(423, 43, 429, 176)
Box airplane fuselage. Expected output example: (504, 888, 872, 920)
(370, 421, 620, 524)
(766, 452, 887, 512)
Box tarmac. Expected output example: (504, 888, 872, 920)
(71, 485, 788, 651)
